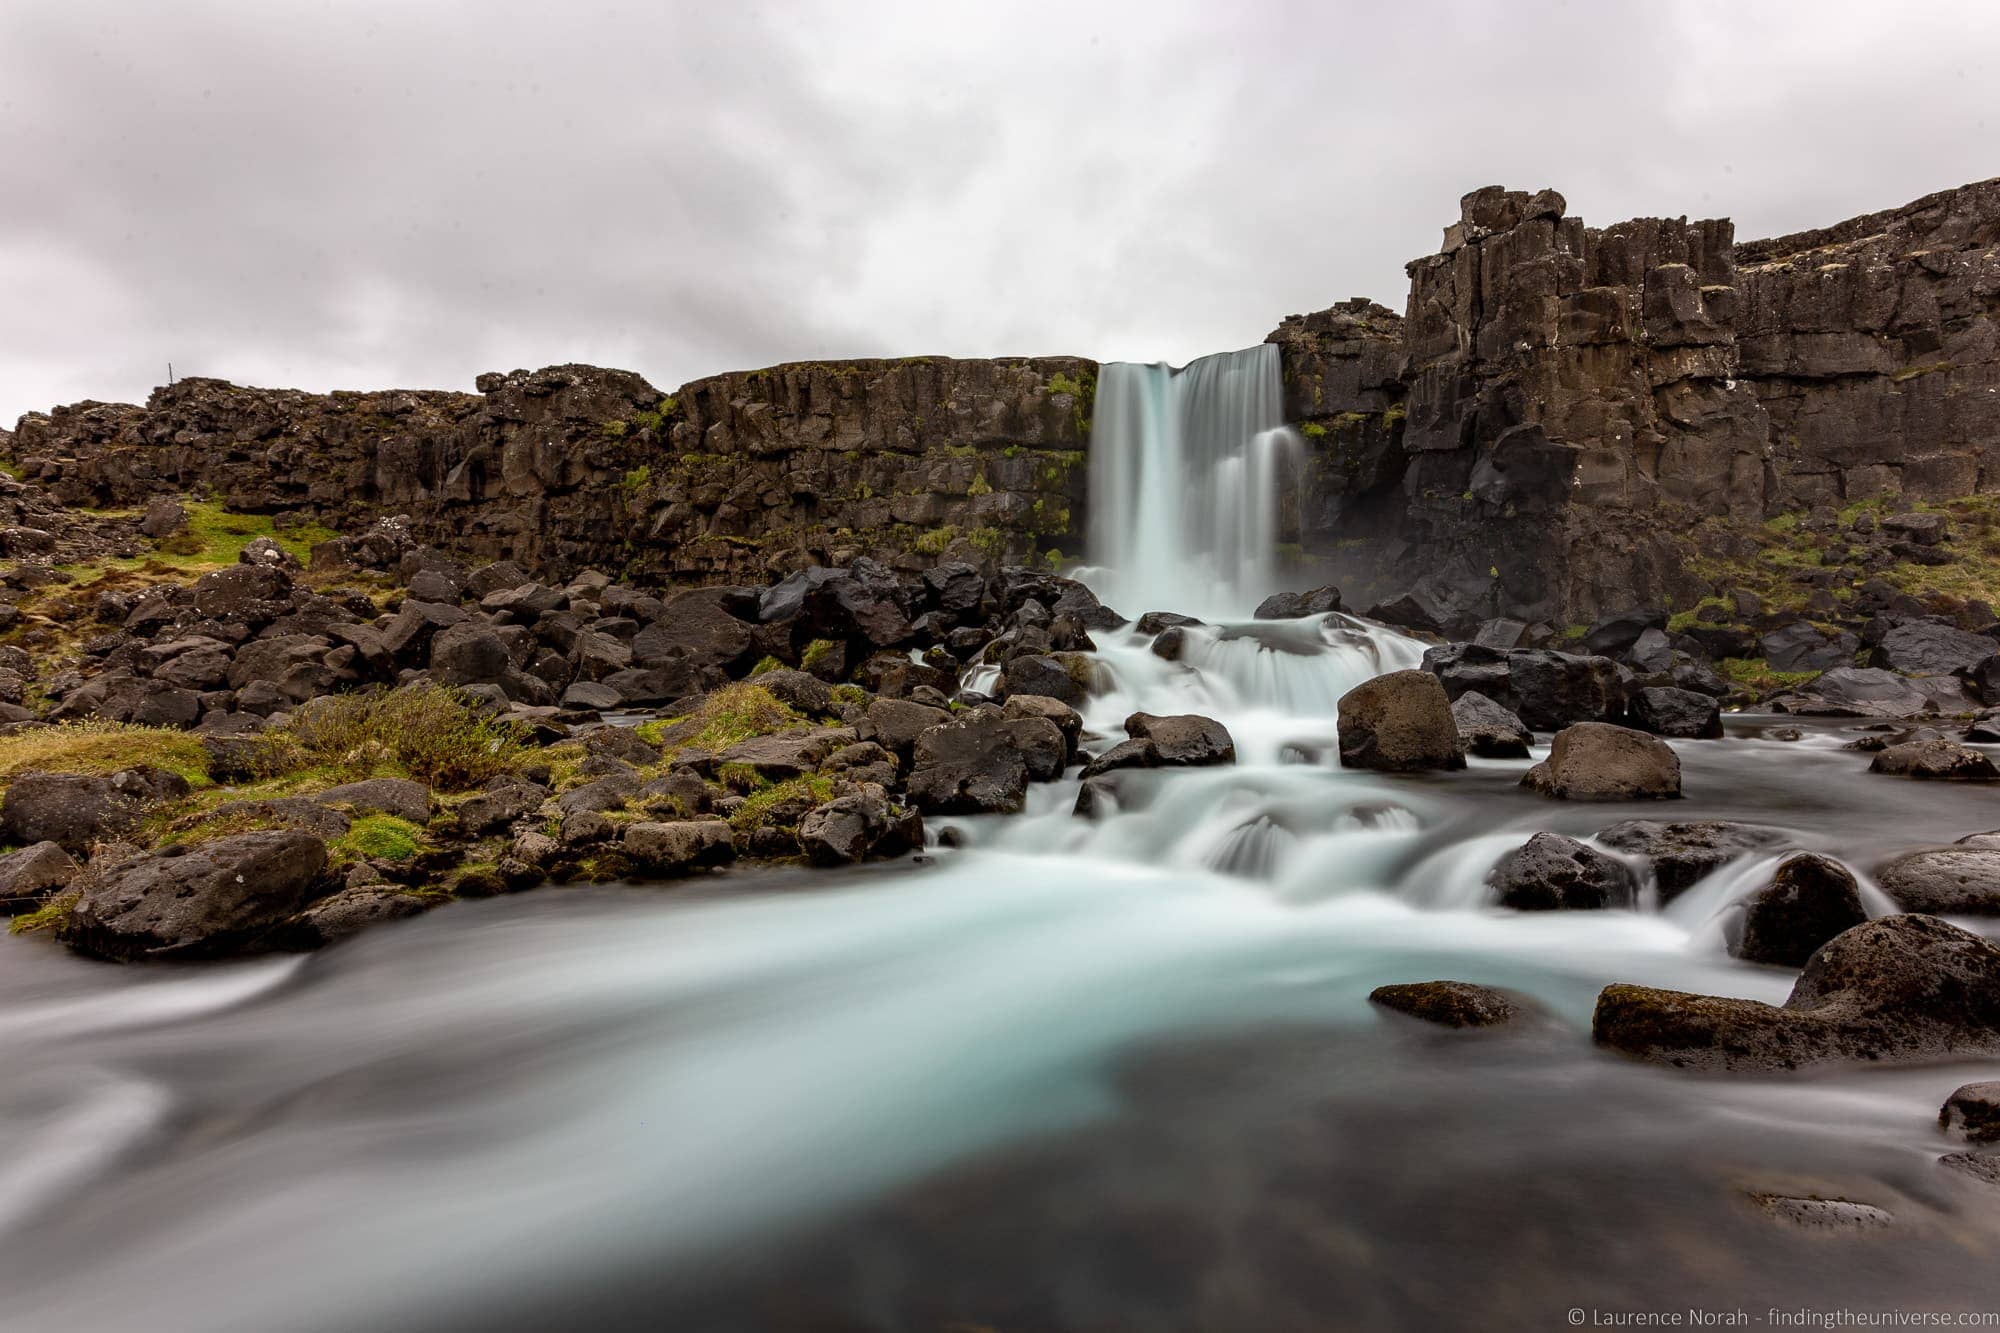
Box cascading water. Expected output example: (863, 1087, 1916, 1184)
(6, 342, 2000, 1329)
(1083, 343, 1300, 619)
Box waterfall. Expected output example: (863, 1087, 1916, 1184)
(1084, 343, 1300, 619)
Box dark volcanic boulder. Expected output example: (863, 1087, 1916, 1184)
(429, 621, 515, 688)
(1449, 690, 1532, 759)
(1368, 980, 1551, 1029)
(1940, 1082, 2000, 1143)
(632, 589, 756, 673)
(1486, 831, 1637, 911)
(622, 820, 736, 874)
(1734, 853, 1869, 968)
(1770, 666, 1974, 719)
(1125, 712, 1234, 766)
(1869, 621, 1997, 676)
(1593, 914, 2000, 1072)
(0, 840, 80, 914)
(1, 767, 191, 853)
(1583, 607, 1666, 657)
(761, 559, 916, 651)
(1875, 846, 2000, 914)
(275, 886, 435, 950)
(906, 713, 1037, 814)
(1761, 622, 1858, 673)
(1424, 644, 1624, 731)
(1626, 686, 1723, 740)
(994, 653, 1084, 706)
(1253, 586, 1341, 620)
(61, 830, 328, 962)
(1595, 819, 1791, 903)
(191, 563, 294, 625)
(796, 783, 923, 866)
(1521, 723, 1680, 801)
(1870, 739, 2000, 781)
(1337, 670, 1464, 773)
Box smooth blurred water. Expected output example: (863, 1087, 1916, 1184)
(6, 601, 2000, 1329)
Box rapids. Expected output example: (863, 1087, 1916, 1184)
(3, 347, 1999, 1330)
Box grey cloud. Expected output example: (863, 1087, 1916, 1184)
(4, 0, 1998, 425)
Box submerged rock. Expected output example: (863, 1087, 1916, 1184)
(1594, 819, 1791, 903)
(1521, 723, 1680, 801)
(1745, 1193, 1894, 1232)
(1733, 853, 1868, 968)
(1367, 980, 1550, 1029)
(1449, 690, 1532, 759)
(1593, 914, 2000, 1072)
(61, 830, 328, 962)
(1336, 669, 1464, 773)
(1486, 831, 1637, 911)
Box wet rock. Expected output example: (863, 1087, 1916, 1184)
(993, 653, 1085, 706)
(1125, 712, 1234, 766)
(1593, 914, 2000, 1072)
(1252, 586, 1341, 620)
(622, 819, 736, 874)
(1367, 980, 1550, 1029)
(796, 783, 924, 866)
(906, 712, 1035, 814)
(1869, 738, 2000, 781)
(0, 840, 79, 914)
(1449, 690, 1532, 758)
(61, 830, 328, 962)
(276, 886, 436, 950)
(1149, 626, 1187, 661)
(1595, 819, 1791, 903)
(1770, 666, 1975, 719)
(0, 767, 192, 853)
(1940, 1082, 2000, 1143)
(1869, 620, 1998, 676)
(1626, 686, 1722, 739)
(1001, 694, 1083, 758)
(1134, 611, 1202, 636)
(1486, 831, 1637, 911)
(1521, 722, 1680, 801)
(1336, 669, 1464, 773)
(1875, 845, 2000, 914)
(1734, 853, 1869, 968)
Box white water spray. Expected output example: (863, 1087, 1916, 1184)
(1084, 343, 1300, 619)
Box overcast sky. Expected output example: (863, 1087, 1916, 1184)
(3, 0, 1996, 425)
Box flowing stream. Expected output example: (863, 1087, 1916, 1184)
(4, 349, 2000, 1330)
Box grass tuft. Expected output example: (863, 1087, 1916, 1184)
(0, 721, 212, 786)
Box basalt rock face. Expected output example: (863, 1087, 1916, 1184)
(1275, 178, 2000, 624)
(13, 358, 1093, 586)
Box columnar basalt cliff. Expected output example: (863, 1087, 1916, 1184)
(1274, 177, 2000, 629)
(8, 178, 1996, 624)
(12, 358, 1093, 584)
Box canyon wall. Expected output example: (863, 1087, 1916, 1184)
(12, 358, 1093, 584)
(1279, 177, 2000, 628)
(9, 177, 1996, 624)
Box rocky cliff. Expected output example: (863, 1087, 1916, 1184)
(1279, 177, 2000, 630)
(10, 177, 1997, 625)
(12, 358, 1092, 584)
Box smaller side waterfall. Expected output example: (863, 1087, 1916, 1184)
(1084, 344, 1300, 618)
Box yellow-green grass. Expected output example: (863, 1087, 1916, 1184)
(0, 720, 212, 787)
